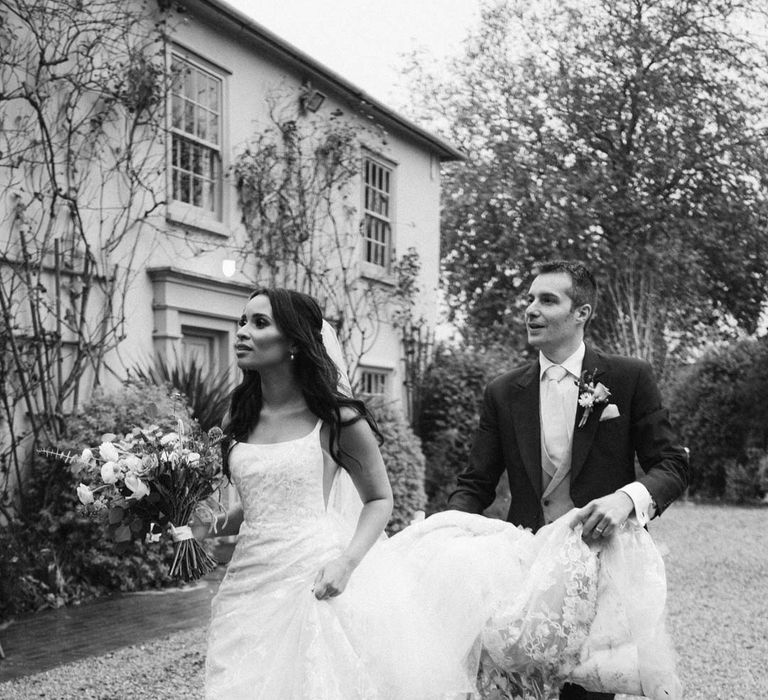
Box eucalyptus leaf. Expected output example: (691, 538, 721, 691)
(114, 524, 132, 542)
(108, 506, 125, 524)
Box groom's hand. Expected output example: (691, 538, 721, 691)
(571, 491, 635, 540)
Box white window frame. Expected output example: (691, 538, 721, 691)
(167, 48, 229, 235)
(361, 154, 395, 275)
(358, 366, 392, 398)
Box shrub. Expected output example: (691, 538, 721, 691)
(0, 379, 194, 622)
(130, 354, 231, 431)
(723, 449, 768, 504)
(368, 398, 427, 534)
(667, 337, 768, 500)
(62, 378, 194, 446)
(417, 343, 516, 514)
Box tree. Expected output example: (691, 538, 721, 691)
(0, 0, 170, 512)
(406, 0, 768, 371)
(232, 89, 423, 388)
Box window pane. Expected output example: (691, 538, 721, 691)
(360, 370, 387, 396)
(197, 73, 208, 107)
(192, 176, 202, 207)
(190, 142, 200, 175)
(377, 219, 387, 244)
(209, 113, 219, 145)
(170, 55, 223, 216)
(183, 100, 194, 134)
(171, 94, 183, 129)
(209, 76, 220, 112)
(208, 150, 218, 180)
(182, 64, 193, 99)
(180, 171, 190, 203)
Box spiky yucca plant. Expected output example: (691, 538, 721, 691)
(131, 354, 232, 431)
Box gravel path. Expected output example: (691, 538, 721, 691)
(648, 502, 768, 700)
(1, 628, 206, 700)
(2, 502, 765, 699)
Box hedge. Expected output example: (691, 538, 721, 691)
(417, 343, 517, 514)
(368, 398, 428, 534)
(667, 337, 768, 502)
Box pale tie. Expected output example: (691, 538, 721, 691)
(540, 364, 572, 468)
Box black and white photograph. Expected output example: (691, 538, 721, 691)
(1, 0, 766, 698)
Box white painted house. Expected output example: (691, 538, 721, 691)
(0, 0, 461, 479)
(139, 0, 461, 405)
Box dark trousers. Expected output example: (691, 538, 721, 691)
(560, 682, 614, 700)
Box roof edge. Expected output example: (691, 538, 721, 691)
(187, 0, 464, 161)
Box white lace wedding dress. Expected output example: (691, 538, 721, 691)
(205, 420, 681, 700)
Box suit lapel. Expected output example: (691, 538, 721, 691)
(571, 346, 609, 481)
(509, 362, 543, 499)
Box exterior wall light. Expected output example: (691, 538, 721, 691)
(300, 83, 326, 114)
(222, 259, 236, 277)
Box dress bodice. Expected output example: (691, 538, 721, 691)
(228, 419, 326, 531)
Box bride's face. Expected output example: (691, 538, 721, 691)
(235, 294, 294, 371)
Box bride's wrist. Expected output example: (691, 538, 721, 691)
(338, 552, 360, 569)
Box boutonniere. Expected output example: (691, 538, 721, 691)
(575, 369, 611, 428)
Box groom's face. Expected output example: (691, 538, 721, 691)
(525, 272, 586, 356)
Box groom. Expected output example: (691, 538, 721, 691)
(447, 260, 689, 700)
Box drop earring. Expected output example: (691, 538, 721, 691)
(290, 351, 295, 361)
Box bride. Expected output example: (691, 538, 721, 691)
(199, 287, 681, 700)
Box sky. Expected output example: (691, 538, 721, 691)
(225, 0, 480, 106)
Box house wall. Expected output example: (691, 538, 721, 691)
(0, 0, 448, 423)
(117, 0, 445, 408)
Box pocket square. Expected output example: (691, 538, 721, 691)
(599, 403, 620, 421)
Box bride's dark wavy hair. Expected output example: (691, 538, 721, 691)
(222, 287, 382, 479)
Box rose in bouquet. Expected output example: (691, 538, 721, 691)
(44, 420, 225, 582)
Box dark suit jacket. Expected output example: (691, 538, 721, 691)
(448, 346, 689, 531)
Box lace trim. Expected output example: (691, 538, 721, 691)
(480, 530, 599, 699)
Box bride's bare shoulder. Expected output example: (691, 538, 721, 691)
(339, 405, 367, 425)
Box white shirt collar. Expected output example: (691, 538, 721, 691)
(539, 342, 586, 381)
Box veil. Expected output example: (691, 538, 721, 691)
(321, 320, 423, 531)
(321, 319, 352, 397)
(320, 320, 366, 534)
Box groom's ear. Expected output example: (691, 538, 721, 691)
(575, 303, 592, 325)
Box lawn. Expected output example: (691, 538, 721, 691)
(2, 502, 766, 699)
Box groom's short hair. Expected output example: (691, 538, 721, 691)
(534, 260, 597, 324)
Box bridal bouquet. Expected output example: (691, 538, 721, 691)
(46, 420, 225, 582)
